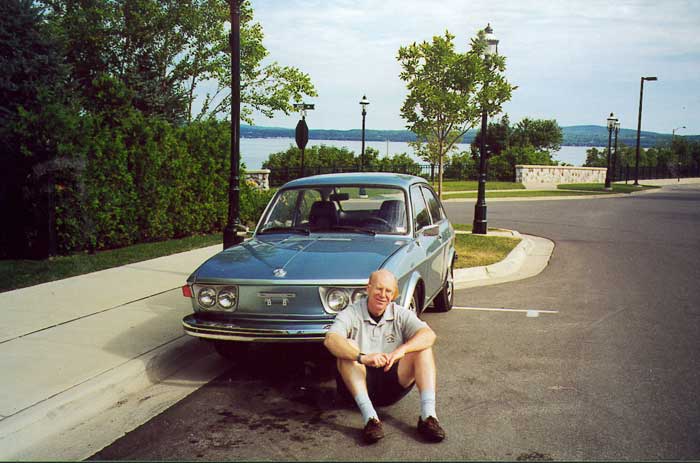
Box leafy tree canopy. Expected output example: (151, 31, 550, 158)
(41, 0, 317, 123)
(397, 28, 514, 197)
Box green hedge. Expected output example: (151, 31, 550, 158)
(3, 108, 273, 258)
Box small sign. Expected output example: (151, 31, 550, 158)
(295, 119, 309, 150)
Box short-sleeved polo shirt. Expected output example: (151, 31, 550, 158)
(327, 299, 428, 354)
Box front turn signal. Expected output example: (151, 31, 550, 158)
(182, 285, 193, 298)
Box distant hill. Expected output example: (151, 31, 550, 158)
(241, 124, 699, 148)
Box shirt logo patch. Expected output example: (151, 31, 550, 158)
(385, 333, 396, 343)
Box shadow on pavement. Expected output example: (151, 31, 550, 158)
(88, 342, 370, 460)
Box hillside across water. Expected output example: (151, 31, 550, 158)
(242, 124, 699, 148)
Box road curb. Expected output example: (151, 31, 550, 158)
(0, 335, 227, 460)
(454, 232, 554, 289)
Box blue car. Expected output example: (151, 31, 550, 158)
(181, 173, 455, 356)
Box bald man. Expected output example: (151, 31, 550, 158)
(324, 269, 446, 444)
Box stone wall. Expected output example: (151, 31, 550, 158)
(516, 165, 606, 186)
(244, 169, 271, 190)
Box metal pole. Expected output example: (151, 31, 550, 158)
(612, 124, 619, 183)
(634, 78, 645, 186)
(361, 108, 366, 172)
(223, 0, 245, 249)
(605, 121, 613, 190)
(472, 108, 488, 234)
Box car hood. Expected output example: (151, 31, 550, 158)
(192, 234, 408, 283)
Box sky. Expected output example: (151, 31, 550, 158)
(237, 0, 700, 135)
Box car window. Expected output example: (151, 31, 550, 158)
(421, 186, 444, 223)
(261, 189, 298, 229)
(298, 189, 322, 224)
(260, 188, 320, 230)
(411, 185, 431, 231)
(260, 186, 408, 234)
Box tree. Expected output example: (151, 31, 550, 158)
(409, 130, 462, 166)
(41, 0, 317, 123)
(470, 114, 511, 160)
(397, 29, 513, 198)
(469, 115, 562, 180)
(0, 0, 86, 258)
(511, 118, 562, 152)
(366, 150, 422, 176)
(263, 145, 357, 172)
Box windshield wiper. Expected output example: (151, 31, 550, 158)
(328, 225, 376, 236)
(259, 226, 310, 235)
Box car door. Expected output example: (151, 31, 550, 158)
(409, 185, 442, 300)
(420, 185, 453, 295)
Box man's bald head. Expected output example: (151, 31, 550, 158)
(368, 269, 399, 301)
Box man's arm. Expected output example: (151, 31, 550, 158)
(324, 332, 360, 361)
(324, 332, 389, 368)
(384, 326, 436, 371)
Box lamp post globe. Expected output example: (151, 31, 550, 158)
(605, 112, 617, 190)
(473, 23, 499, 235)
(360, 95, 369, 172)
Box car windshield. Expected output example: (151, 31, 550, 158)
(258, 185, 408, 235)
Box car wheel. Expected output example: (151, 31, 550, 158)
(213, 340, 248, 361)
(408, 288, 423, 317)
(433, 264, 454, 312)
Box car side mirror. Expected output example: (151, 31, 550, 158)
(422, 224, 440, 237)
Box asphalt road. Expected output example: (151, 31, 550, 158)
(89, 184, 700, 461)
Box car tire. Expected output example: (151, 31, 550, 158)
(408, 287, 423, 317)
(213, 340, 248, 361)
(432, 264, 454, 312)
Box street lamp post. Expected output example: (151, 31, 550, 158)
(605, 112, 618, 190)
(611, 120, 620, 183)
(472, 23, 499, 235)
(223, 0, 247, 249)
(673, 125, 686, 182)
(360, 95, 369, 172)
(634, 76, 657, 186)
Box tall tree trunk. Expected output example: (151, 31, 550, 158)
(438, 139, 444, 199)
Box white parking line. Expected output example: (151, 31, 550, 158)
(453, 306, 559, 317)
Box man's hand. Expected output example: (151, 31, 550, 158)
(362, 352, 389, 368)
(384, 346, 408, 371)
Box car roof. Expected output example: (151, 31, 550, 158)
(281, 172, 429, 189)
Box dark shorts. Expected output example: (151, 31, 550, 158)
(336, 360, 415, 406)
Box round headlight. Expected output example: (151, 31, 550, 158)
(197, 287, 217, 308)
(217, 287, 238, 310)
(327, 288, 350, 312)
(352, 288, 367, 304)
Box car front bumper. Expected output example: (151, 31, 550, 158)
(182, 314, 333, 342)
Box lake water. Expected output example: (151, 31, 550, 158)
(240, 137, 597, 170)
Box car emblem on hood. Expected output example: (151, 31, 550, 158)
(273, 268, 287, 277)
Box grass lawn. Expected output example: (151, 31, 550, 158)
(452, 224, 503, 233)
(432, 180, 525, 192)
(0, 233, 223, 293)
(454, 233, 521, 268)
(557, 183, 660, 193)
(443, 189, 607, 199)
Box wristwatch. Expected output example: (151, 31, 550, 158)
(356, 352, 365, 364)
